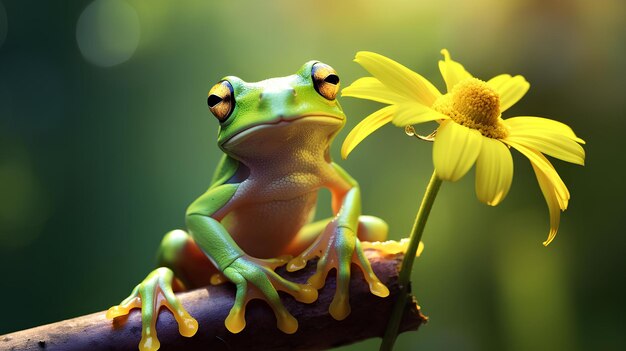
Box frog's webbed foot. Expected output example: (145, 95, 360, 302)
(222, 255, 318, 334)
(106, 267, 198, 351)
(286, 222, 390, 320)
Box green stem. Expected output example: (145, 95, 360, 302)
(379, 170, 442, 351)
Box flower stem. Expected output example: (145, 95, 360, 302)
(380, 170, 442, 351)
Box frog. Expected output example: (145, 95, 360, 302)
(106, 61, 396, 351)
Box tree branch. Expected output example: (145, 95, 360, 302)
(1, 251, 426, 351)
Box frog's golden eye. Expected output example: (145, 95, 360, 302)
(207, 80, 235, 122)
(312, 62, 340, 100)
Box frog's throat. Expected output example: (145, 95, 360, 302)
(221, 113, 344, 148)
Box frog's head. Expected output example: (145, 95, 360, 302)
(207, 61, 345, 159)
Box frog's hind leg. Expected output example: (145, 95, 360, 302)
(355, 215, 388, 242)
(157, 229, 217, 289)
(107, 229, 214, 351)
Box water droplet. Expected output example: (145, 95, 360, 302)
(404, 125, 416, 136)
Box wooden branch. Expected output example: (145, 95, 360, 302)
(1, 251, 426, 351)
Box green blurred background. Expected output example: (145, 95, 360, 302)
(1, 0, 624, 350)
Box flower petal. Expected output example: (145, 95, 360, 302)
(505, 140, 570, 210)
(438, 49, 472, 92)
(506, 139, 571, 246)
(341, 105, 396, 159)
(433, 120, 483, 181)
(487, 74, 530, 112)
(506, 130, 585, 165)
(505, 116, 585, 144)
(391, 102, 449, 126)
(531, 161, 562, 246)
(342, 77, 408, 105)
(475, 138, 514, 206)
(354, 51, 441, 106)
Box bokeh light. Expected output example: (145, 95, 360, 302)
(76, 0, 140, 67)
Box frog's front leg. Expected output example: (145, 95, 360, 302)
(186, 184, 318, 334)
(287, 163, 390, 320)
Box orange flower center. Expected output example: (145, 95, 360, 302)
(432, 78, 508, 139)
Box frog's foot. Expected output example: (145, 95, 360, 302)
(286, 222, 389, 320)
(221, 255, 318, 334)
(106, 267, 198, 351)
(361, 238, 425, 257)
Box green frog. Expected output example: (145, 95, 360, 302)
(107, 61, 393, 351)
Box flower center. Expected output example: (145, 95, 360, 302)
(432, 78, 508, 139)
(452, 78, 500, 125)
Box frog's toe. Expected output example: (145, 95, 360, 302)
(329, 289, 351, 320)
(158, 277, 198, 337)
(260, 287, 299, 334)
(275, 307, 298, 334)
(286, 256, 307, 272)
(286, 229, 332, 273)
(292, 284, 318, 304)
(139, 335, 160, 351)
(225, 306, 246, 334)
(223, 268, 249, 333)
(106, 289, 141, 319)
(307, 251, 333, 289)
(355, 240, 390, 298)
(251, 257, 318, 304)
(266, 270, 317, 303)
(330, 250, 353, 321)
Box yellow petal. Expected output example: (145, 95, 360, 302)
(438, 49, 473, 92)
(505, 140, 570, 210)
(504, 116, 585, 144)
(354, 51, 441, 105)
(475, 138, 514, 206)
(391, 102, 449, 126)
(341, 77, 408, 105)
(433, 120, 483, 181)
(341, 105, 396, 159)
(531, 161, 562, 246)
(506, 130, 585, 165)
(487, 74, 530, 112)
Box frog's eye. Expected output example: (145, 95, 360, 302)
(207, 80, 235, 122)
(312, 62, 340, 100)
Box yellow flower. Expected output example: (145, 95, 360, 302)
(341, 50, 585, 246)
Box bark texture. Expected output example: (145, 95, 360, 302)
(1, 251, 426, 351)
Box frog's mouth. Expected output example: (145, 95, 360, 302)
(222, 113, 344, 148)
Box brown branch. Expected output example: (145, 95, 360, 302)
(1, 251, 426, 351)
